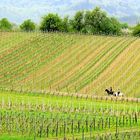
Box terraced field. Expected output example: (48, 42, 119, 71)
(0, 32, 140, 98)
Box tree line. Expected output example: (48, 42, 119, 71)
(0, 7, 140, 36)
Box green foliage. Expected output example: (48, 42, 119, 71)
(0, 18, 12, 31)
(61, 16, 70, 32)
(121, 23, 129, 29)
(71, 11, 85, 32)
(40, 13, 62, 31)
(84, 7, 121, 35)
(61, 7, 121, 35)
(20, 19, 36, 31)
(108, 17, 121, 35)
(133, 23, 140, 36)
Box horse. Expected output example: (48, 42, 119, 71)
(105, 89, 114, 96)
(113, 92, 124, 97)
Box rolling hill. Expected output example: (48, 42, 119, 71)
(0, 32, 140, 98)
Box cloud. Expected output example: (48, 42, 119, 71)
(0, 0, 140, 24)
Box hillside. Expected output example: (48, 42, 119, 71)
(0, 32, 140, 98)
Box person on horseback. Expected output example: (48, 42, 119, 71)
(109, 87, 114, 95)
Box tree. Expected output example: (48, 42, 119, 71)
(121, 23, 129, 29)
(83, 7, 121, 35)
(40, 13, 62, 32)
(133, 23, 140, 36)
(61, 16, 69, 32)
(0, 18, 12, 31)
(71, 11, 85, 32)
(20, 19, 36, 31)
(107, 17, 121, 35)
(90, 7, 108, 33)
(84, 11, 92, 33)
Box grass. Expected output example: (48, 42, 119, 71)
(0, 90, 139, 139)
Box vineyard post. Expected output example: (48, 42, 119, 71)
(89, 124, 92, 139)
(109, 117, 110, 128)
(123, 115, 125, 126)
(115, 116, 118, 139)
(46, 125, 49, 138)
(134, 113, 137, 124)
(56, 121, 58, 137)
(82, 126, 85, 140)
(64, 121, 66, 139)
(101, 117, 104, 130)
(33, 122, 36, 140)
(39, 124, 43, 138)
(93, 117, 96, 130)
(129, 114, 132, 127)
(78, 120, 80, 133)
(86, 118, 88, 132)
(71, 119, 74, 134)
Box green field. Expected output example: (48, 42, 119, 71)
(0, 90, 139, 139)
(0, 32, 140, 139)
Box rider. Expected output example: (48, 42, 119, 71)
(109, 87, 114, 95)
(110, 87, 113, 92)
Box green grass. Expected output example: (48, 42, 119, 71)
(0, 90, 139, 139)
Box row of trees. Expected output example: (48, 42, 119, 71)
(0, 7, 139, 36)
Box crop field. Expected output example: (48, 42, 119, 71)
(1, 32, 140, 97)
(0, 32, 140, 139)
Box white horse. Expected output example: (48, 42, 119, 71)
(114, 92, 124, 97)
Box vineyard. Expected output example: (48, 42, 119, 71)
(0, 90, 139, 139)
(0, 32, 140, 97)
(0, 31, 140, 139)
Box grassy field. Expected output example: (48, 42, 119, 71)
(0, 90, 139, 139)
(0, 32, 140, 97)
(0, 32, 140, 139)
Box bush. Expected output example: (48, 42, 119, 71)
(20, 19, 36, 31)
(0, 18, 12, 31)
(133, 24, 140, 36)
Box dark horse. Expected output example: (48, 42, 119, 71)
(105, 88, 114, 96)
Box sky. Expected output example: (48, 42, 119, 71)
(0, 0, 140, 24)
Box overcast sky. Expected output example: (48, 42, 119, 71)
(0, 0, 140, 24)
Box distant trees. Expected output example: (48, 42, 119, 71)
(71, 11, 85, 32)
(0, 18, 12, 31)
(20, 19, 36, 31)
(40, 14, 62, 31)
(39, 7, 122, 35)
(133, 23, 140, 36)
(61, 16, 70, 32)
(1, 7, 139, 37)
(121, 23, 129, 29)
(83, 7, 121, 35)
